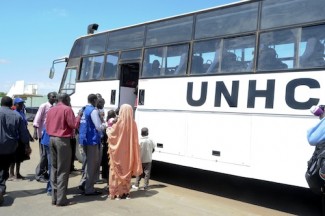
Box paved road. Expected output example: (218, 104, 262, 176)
(0, 124, 322, 215)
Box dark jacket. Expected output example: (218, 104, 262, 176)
(0, 106, 30, 155)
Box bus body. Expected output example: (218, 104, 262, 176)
(56, 0, 325, 188)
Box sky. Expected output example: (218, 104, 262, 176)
(0, 0, 239, 95)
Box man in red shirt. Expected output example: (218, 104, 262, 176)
(46, 93, 82, 207)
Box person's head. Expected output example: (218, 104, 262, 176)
(97, 98, 105, 109)
(13, 97, 25, 111)
(118, 104, 133, 121)
(88, 94, 98, 107)
(141, 127, 149, 137)
(310, 105, 325, 119)
(1, 96, 13, 108)
(47, 92, 58, 105)
(57, 93, 71, 106)
(152, 60, 160, 69)
(96, 93, 102, 99)
(106, 109, 116, 121)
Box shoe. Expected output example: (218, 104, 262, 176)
(37, 178, 48, 183)
(16, 174, 25, 179)
(125, 193, 131, 200)
(95, 179, 104, 184)
(0, 191, 4, 206)
(47, 191, 52, 196)
(56, 201, 76, 207)
(51, 201, 56, 206)
(132, 185, 139, 190)
(85, 190, 102, 196)
(78, 185, 85, 192)
(143, 187, 148, 191)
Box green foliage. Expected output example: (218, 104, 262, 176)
(0, 92, 6, 97)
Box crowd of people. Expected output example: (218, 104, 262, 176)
(0, 92, 156, 207)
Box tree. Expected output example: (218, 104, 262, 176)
(0, 92, 6, 97)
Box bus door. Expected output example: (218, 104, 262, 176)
(119, 63, 139, 110)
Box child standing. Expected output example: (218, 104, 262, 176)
(133, 127, 156, 190)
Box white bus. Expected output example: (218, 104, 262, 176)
(52, 0, 325, 188)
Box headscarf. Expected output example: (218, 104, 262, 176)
(108, 104, 142, 182)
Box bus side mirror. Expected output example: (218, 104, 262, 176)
(49, 65, 55, 79)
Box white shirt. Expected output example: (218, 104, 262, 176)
(139, 136, 156, 163)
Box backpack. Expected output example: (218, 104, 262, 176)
(305, 142, 325, 195)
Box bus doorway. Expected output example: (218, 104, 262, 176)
(119, 63, 139, 110)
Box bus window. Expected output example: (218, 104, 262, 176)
(142, 47, 164, 77)
(146, 16, 193, 46)
(299, 25, 325, 68)
(79, 55, 105, 81)
(103, 53, 119, 79)
(195, 2, 258, 39)
(257, 29, 298, 71)
(221, 35, 255, 73)
(82, 34, 107, 55)
(107, 26, 145, 51)
(166, 44, 189, 76)
(191, 39, 221, 74)
(60, 68, 77, 95)
(69, 39, 83, 58)
(261, 0, 325, 30)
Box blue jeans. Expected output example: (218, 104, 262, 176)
(43, 145, 52, 193)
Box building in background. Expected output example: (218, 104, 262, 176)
(6, 80, 47, 107)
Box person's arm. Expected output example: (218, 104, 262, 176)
(90, 109, 106, 132)
(18, 117, 31, 155)
(65, 108, 81, 129)
(32, 105, 44, 140)
(307, 119, 325, 145)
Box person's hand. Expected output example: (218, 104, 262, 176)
(33, 129, 38, 140)
(78, 107, 85, 117)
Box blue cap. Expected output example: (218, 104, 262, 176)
(14, 97, 25, 104)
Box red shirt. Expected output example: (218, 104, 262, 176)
(46, 102, 80, 138)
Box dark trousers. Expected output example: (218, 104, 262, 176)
(35, 141, 48, 180)
(70, 138, 76, 171)
(50, 137, 71, 205)
(101, 135, 109, 179)
(135, 162, 152, 188)
(0, 154, 14, 194)
(44, 145, 52, 193)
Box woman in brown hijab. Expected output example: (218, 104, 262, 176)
(107, 104, 142, 199)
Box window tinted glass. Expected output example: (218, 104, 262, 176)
(142, 47, 164, 77)
(221, 35, 255, 73)
(82, 34, 107, 55)
(142, 44, 189, 77)
(258, 29, 298, 71)
(79, 55, 105, 81)
(70, 39, 83, 58)
(107, 26, 145, 51)
(261, 0, 325, 29)
(299, 25, 325, 68)
(166, 45, 189, 76)
(103, 53, 119, 79)
(60, 68, 76, 95)
(121, 49, 142, 60)
(195, 2, 258, 39)
(146, 16, 193, 46)
(191, 39, 220, 74)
